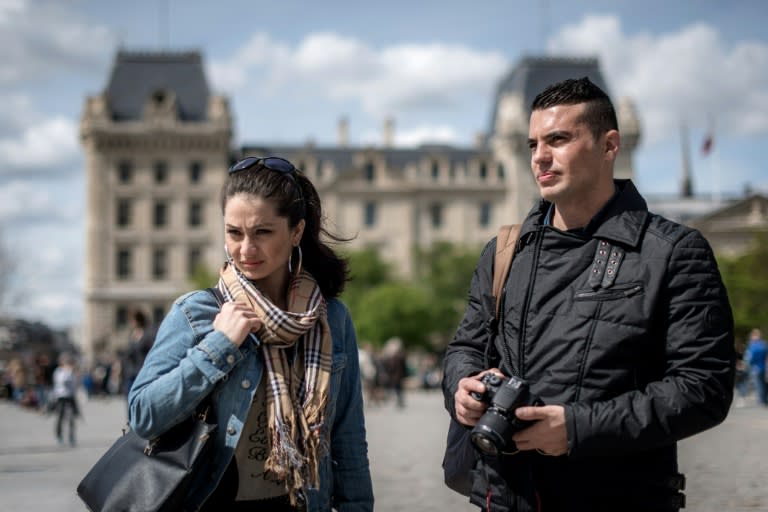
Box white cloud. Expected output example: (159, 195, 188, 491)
(548, 15, 768, 143)
(0, 0, 113, 86)
(210, 31, 508, 118)
(0, 176, 82, 223)
(360, 124, 459, 147)
(0, 116, 79, 168)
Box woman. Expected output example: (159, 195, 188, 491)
(52, 352, 79, 446)
(128, 156, 374, 511)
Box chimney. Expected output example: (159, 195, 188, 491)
(337, 117, 349, 147)
(383, 117, 394, 148)
(474, 132, 487, 149)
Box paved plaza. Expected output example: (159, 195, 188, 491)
(0, 389, 766, 511)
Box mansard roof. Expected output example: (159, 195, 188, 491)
(238, 144, 489, 172)
(488, 56, 611, 136)
(105, 50, 210, 121)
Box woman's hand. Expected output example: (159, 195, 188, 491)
(212, 301, 262, 347)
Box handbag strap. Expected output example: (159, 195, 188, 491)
(207, 286, 224, 306)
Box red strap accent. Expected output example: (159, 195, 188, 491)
(486, 487, 492, 511)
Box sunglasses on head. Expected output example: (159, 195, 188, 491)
(228, 156, 306, 213)
(228, 156, 298, 175)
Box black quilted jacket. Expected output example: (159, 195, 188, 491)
(443, 180, 735, 511)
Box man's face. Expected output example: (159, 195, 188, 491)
(527, 103, 617, 207)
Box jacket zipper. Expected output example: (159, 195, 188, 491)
(518, 228, 543, 379)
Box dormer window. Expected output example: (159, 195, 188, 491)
(152, 89, 167, 106)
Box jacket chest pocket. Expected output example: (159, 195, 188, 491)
(325, 353, 348, 425)
(574, 282, 644, 302)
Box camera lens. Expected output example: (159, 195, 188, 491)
(470, 410, 514, 455)
(470, 430, 500, 455)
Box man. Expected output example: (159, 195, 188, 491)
(442, 77, 735, 511)
(744, 328, 767, 405)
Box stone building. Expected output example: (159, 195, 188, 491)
(79, 52, 640, 361)
(689, 194, 768, 257)
(80, 51, 233, 361)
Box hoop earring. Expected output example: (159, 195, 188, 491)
(288, 245, 303, 275)
(294, 245, 303, 275)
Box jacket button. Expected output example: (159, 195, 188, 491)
(241, 379, 251, 389)
(227, 426, 236, 435)
(226, 355, 235, 365)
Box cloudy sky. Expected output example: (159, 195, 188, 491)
(1, 0, 766, 329)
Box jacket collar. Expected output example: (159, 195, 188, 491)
(520, 179, 649, 249)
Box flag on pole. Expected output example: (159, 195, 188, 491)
(701, 134, 713, 156)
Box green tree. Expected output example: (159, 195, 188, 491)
(718, 234, 768, 349)
(352, 282, 438, 349)
(341, 247, 392, 316)
(187, 263, 219, 292)
(414, 241, 483, 344)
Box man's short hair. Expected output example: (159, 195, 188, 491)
(531, 77, 618, 139)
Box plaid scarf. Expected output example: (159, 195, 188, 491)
(218, 259, 332, 504)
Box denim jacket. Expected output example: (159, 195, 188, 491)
(128, 289, 374, 511)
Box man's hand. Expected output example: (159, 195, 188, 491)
(453, 369, 505, 426)
(511, 405, 568, 456)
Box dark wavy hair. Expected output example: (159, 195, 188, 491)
(220, 159, 350, 298)
(531, 77, 618, 139)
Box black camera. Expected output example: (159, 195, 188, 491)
(469, 373, 543, 456)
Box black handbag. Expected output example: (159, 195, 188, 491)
(77, 403, 216, 512)
(77, 288, 222, 512)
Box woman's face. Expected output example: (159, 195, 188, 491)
(224, 193, 304, 290)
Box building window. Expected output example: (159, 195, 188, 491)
(364, 202, 376, 227)
(497, 162, 505, 180)
(115, 306, 128, 329)
(188, 247, 202, 277)
(431, 160, 440, 180)
(117, 160, 133, 184)
(188, 200, 203, 227)
(449, 162, 456, 180)
(154, 200, 168, 228)
(430, 203, 443, 228)
(116, 248, 132, 279)
(364, 161, 375, 182)
(189, 161, 203, 184)
(116, 198, 132, 227)
(479, 202, 491, 228)
(152, 248, 168, 279)
(479, 161, 488, 180)
(316, 160, 323, 179)
(154, 161, 168, 184)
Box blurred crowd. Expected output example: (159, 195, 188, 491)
(358, 336, 444, 409)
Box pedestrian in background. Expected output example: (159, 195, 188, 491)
(51, 352, 79, 447)
(122, 309, 155, 396)
(744, 328, 767, 405)
(443, 77, 735, 511)
(381, 337, 408, 408)
(129, 156, 373, 511)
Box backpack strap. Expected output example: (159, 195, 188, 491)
(492, 224, 522, 320)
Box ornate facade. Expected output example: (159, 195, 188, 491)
(80, 52, 641, 360)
